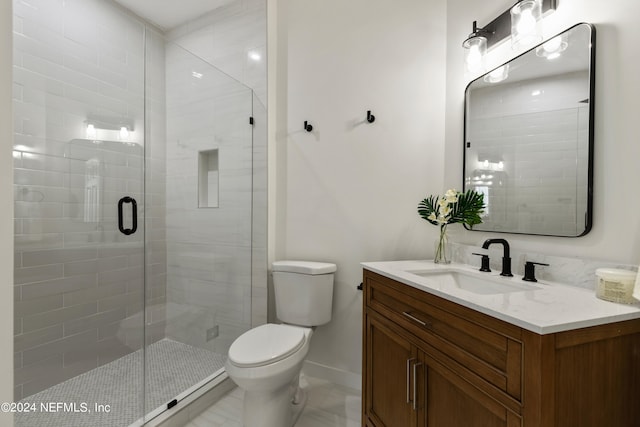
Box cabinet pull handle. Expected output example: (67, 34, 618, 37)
(403, 311, 431, 328)
(424, 366, 428, 418)
(406, 358, 415, 404)
(413, 362, 422, 411)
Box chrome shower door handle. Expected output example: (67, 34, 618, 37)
(118, 196, 138, 235)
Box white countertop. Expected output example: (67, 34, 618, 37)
(361, 260, 640, 334)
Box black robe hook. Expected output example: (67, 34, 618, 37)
(304, 121, 313, 132)
(367, 110, 375, 123)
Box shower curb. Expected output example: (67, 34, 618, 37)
(142, 372, 236, 427)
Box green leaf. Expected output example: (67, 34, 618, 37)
(418, 189, 485, 228)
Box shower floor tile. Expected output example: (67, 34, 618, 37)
(16, 338, 226, 427)
(182, 375, 361, 427)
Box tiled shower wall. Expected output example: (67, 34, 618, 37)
(12, 0, 166, 400)
(12, 0, 265, 402)
(467, 71, 589, 236)
(144, 28, 169, 346)
(163, 43, 254, 354)
(162, 0, 267, 354)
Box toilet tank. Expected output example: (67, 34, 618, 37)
(272, 261, 336, 327)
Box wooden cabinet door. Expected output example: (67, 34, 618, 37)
(364, 312, 418, 427)
(419, 351, 521, 427)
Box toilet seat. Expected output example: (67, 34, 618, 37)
(228, 324, 306, 368)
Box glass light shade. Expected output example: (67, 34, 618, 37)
(536, 35, 567, 59)
(463, 35, 487, 74)
(511, 0, 542, 50)
(483, 64, 510, 83)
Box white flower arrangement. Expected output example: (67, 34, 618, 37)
(418, 188, 484, 228)
(418, 188, 485, 263)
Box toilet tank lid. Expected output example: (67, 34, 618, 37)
(272, 260, 337, 275)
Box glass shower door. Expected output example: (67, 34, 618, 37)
(13, 0, 147, 425)
(14, 138, 147, 427)
(142, 40, 255, 418)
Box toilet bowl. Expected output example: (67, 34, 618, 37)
(225, 324, 312, 426)
(225, 260, 336, 427)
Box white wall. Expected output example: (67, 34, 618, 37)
(1, 1, 14, 424)
(446, 0, 640, 264)
(274, 0, 447, 382)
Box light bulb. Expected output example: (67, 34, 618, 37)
(119, 126, 129, 140)
(517, 9, 536, 36)
(511, 0, 542, 49)
(463, 34, 487, 73)
(467, 46, 481, 67)
(86, 124, 96, 139)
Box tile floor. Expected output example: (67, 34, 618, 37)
(16, 339, 226, 427)
(182, 376, 361, 427)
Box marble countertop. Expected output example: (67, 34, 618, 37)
(361, 260, 640, 335)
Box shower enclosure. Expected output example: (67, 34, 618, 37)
(12, 0, 266, 425)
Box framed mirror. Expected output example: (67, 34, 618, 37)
(464, 23, 595, 237)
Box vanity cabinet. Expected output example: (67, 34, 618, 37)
(362, 269, 640, 427)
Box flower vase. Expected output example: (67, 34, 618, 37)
(434, 225, 451, 264)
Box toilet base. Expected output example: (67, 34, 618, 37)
(291, 385, 307, 425)
(241, 378, 308, 427)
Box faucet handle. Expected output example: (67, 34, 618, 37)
(472, 253, 491, 272)
(523, 261, 549, 282)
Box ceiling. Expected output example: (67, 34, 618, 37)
(113, 0, 235, 30)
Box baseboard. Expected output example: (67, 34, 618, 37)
(302, 360, 362, 391)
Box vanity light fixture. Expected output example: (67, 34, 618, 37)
(85, 115, 134, 141)
(463, 0, 556, 73)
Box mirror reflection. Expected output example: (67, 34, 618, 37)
(464, 23, 595, 237)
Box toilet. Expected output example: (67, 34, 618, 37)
(225, 260, 336, 427)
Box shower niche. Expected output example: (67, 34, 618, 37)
(198, 149, 220, 208)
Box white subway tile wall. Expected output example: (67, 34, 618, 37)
(12, 0, 154, 401)
(163, 0, 267, 350)
(144, 27, 169, 351)
(166, 0, 267, 106)
(163, 41, 255, 355)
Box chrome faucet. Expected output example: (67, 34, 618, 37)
(481, 238, 513, 277)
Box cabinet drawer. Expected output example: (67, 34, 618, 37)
(365, 270, 523, 401)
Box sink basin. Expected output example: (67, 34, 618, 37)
(407, 270, 540, 295)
